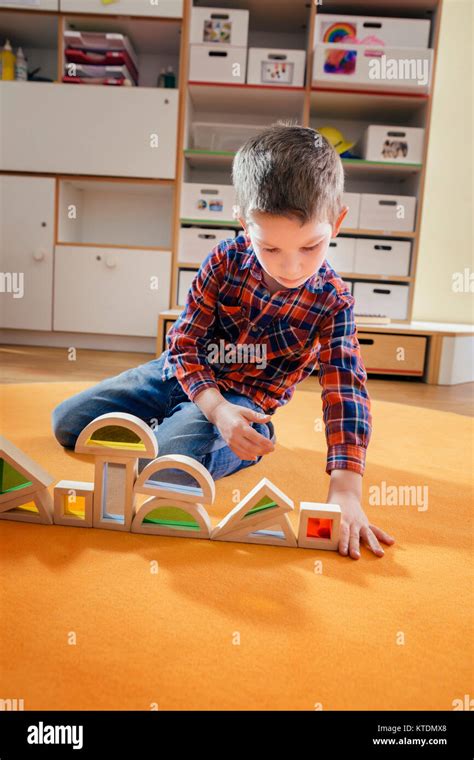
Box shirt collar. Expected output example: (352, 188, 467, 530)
(238, 233, 325, 294)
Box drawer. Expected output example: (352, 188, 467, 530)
(341, 192, 360, 229)
(177, 267, 198, 306)
(189, 44, 247, 83)
(359, 193, 416, 232)
(247, 48, 306, 87)
(190, 6, 249, 46)
(60, 0, 182, 17)
(357, 332, 427, 376)
(359, 125, 425, 164)
(353, 282, 409, 320)
(326, 237, 356, 272)
(354, 238, 411, 276)
(0, 82, 178, 179)
(180, 182, 236, 222)
(178, 226, 235, 263)
(53, 246, 171, 336)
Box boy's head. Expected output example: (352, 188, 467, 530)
(232, 121, 348, 289)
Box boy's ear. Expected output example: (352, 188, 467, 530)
(237, 216, 248, 234)
(331, 206, 349, 238)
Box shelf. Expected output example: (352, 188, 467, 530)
(184, 149, 235, 170)
(316, 0, 438, 14)
(192, 0, 310, 34)
(340, 228, 416, 239)
(340, 273, 413, 282)
(180, 218, 242, 228)
(188, 81, 305, 117)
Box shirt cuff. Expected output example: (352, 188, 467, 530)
(177, 370, 220, 402)
(326, 444, 367, 476)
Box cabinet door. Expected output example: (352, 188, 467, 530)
(0, 1, 58, 8)
(60, 0, 182, 17)
(0, 82, 178, 179)
(0, 175, 55, 331)
(53, 246, 171, 336)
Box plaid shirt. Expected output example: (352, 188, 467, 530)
(162, 232, 372, 475)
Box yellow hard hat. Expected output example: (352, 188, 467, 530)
(318, 125, 354, 154)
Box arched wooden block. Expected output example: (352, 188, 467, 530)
(74, 412, 158, 460)
(0, 488, 53, 525)
(131, 497, 211, 539)
(134, 454, 215, 505)
(211, 477, 293, 540)
(0, 435, 53, 506)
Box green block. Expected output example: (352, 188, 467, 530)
(0, 458, 32, 495)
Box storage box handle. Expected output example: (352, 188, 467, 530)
(362, 22, 382, 29)
(200, 188, 220, 195)
(374, 245, 392, 251)
(359, 338, 375, 345)
(208, 50, 229, 58)
(267, 53, 288, 61)
(373, 288, 391, 294)
(329, 241, 337, 247)
(198, 233, 217, 239)
(379, 200, 397, 206)
(387, 130, 407, 137)
(210, 13, 230, 19)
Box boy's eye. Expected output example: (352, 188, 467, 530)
(263, 248, 279, 253)
(301, 245, 318, 251)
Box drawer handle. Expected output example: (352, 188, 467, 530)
(329, 241, 337, 247)
(268, 53, 288, 60)
(374, 245, 392, 251)
(373, 288, 391, 294)
(387, 131, 407, 138)
(208, 50, 229, 58)
(379, 200, 397, 206)
(198, 233, 217, 239)
(359, 338, 375, 345)
(363, 22, 382, 28)
(210, 13, 230, 19)
(200, 188, 219, 195)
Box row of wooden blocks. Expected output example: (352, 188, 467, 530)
(0, 413, 341, 551)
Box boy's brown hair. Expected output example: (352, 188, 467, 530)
(232, 119, 344, 227)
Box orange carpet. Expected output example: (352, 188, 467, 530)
(0, 381, 472, 710)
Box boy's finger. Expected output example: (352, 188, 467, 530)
(338, 522, 350, 556)
(240, 408, 271, 423)
(349, 526, 361, 559)
(369, 524, 396, 545)
(360, 526, 385, 557)
(242, 425, 274, 451)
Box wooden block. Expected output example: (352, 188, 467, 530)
(212, 512, 297, 548)
(74, 412, 158, 460)
(211, 477, 293, 540)
(92, 456, 138, 532)
(0, 488, 53, 525)
(132, 497, 211, 539)
(0, 435, 53, 506)
(297, 503, 342, 551)
(134, 454, 215, 505)
(53, 480, 94, 528)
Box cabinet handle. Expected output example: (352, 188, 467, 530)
(32, 250, 46, 262)
(105, 255, 117, 269)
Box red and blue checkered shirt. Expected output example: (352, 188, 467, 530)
(162, 232, 372, 475)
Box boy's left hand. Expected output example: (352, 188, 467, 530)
(327, 487, 395, 560)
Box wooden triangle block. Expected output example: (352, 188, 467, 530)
(131, 496, 211, 539)
(213, 512, 297, 548)
(0, 488, 53, 525)
(211, 477, 294, 540)
(297, 502, 341, 551)
(0, 435, 53, 506)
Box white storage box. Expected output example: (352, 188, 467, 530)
(247, 48, 306, 87)
(180, 183, 236, 222)
(341, 192, 361, 229)
(190, 6, 249, 47)
(353, 282, 409, 320)
(354, 238, 411, 276)
(359, 194, 417, 232)
(178, 227, 235, 263)
(191, 122, 266, 151)
(326, 237, 356, 272)
(359, 125, 425, 163)
(312, 44, 433, 94)
(177, 268, 198, 306)
(314, 14, 430, 48)
(189, 44, 247, 83)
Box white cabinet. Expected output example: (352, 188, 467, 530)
(53, 245, 171, 336)
(0, 1, 58, 8)
(0, 82, 178, 179)
(0, 175, 55, 331)
(60, 0, 182, 17)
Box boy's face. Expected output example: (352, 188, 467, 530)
(238, 207, 348, 290)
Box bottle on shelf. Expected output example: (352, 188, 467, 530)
(15, 47, 28, 81)
(157, 67, 166, 88)
(1, 40, 16, 81)
(164, 65, 176, 88)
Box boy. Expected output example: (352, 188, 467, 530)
(52, 122, 395, 560)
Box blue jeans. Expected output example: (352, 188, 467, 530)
(51, 351, 275, 484)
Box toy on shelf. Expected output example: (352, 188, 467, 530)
(0, 436, 53, 524)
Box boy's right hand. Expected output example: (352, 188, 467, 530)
(211, 400, 275, 462)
